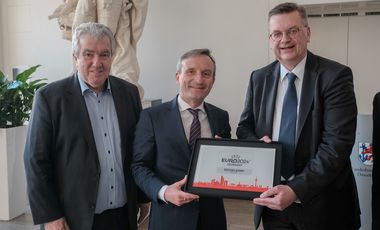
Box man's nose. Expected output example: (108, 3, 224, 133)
(92, 55, 102, 67)
(281, 32, 292, 42)
(193, 72, 204, 82)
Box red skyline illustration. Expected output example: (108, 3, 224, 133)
(193, 175, 270, 192)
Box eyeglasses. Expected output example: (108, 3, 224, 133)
(269, 26, 305, 42)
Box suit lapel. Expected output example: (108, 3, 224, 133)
(265, 63, 281, 137)
(205, 103, 227, 137)
(204, 103, 216, 137)
(65, 75, 98, 152)
(110, 77, 130, 163)
(296, 51, 318, 145)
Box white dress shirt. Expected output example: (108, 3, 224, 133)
(272, 55, 306, 142)
(158, 95, 213, 202)
(272, 55, 306, 181)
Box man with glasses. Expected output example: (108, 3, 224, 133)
(237, 2, 360, 230)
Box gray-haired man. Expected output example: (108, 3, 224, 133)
(24, 22, 149, 230)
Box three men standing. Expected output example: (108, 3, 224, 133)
(25, 2, 362, 230)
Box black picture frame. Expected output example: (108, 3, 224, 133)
(184, 138, 282, 200)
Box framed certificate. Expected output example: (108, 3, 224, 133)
(184, 138, 282, 200)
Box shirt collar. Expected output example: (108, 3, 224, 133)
(77, 72, 111, 95)
(280, 54, 307, 82)
(177, 95, 206, 113)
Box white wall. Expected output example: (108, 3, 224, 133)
(0, 0, 271, 136)
(138, 0, 270, 136)
(0, 0, 72, 81)
(1, 0, 379, 135)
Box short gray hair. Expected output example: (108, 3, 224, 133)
(176, 48, 216, 77)
(269, 2, 308, 26)
(72, 22, 116, 56)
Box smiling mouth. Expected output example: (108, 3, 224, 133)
(90, 69, 104, 74)
(280, 45, 295, 50)
(190, 86, 206, 90)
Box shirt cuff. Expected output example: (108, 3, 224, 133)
(158, 185, 168, 203)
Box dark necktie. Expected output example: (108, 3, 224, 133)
(188, 108, 201, 149)
(279, 73, 298, 179)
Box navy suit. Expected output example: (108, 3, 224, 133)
(132, 97, 231, 230)
(24, 75, 147, 230)
(237, 51, 361, 230)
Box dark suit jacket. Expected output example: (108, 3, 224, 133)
(373, 92, 380, 230)
(131, 96, 231, 230)
(24, 75, 148, 230)
(237, 51, 361, 230)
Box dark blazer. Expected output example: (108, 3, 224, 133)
(373, 92, 380, 230)
(24, 75, 147, 230)
(237, 51, 361, 230)
(131, 97, 231, 230)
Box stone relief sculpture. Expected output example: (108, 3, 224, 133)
(48, 0, 78, 40)
(49, 0, 148, 98)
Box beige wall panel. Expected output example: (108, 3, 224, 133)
(348, 15, 380, 114)
(308, 17, 349, 65)
(298, 15, 380, 115)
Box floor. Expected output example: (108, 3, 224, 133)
(0, 199, 262, 230)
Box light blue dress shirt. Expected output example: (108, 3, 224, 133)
(77, 74, 127, 214)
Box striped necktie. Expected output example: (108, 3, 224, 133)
(188, 108, 201, 149)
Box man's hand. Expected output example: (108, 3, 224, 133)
(260, 135, 272, 143)
(253, 185, 297, 211)
(44, 217, 70, 230)
(164, 176, 199, 206)
(137, 202, 150, 225)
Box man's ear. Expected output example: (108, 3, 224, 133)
(306, 26, 311, 43)
(175, 72, 180, 84)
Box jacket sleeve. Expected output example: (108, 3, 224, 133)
(131, 110, 166, 202)
(290, 66, 358, 203)
(24, 89, 64, 224)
